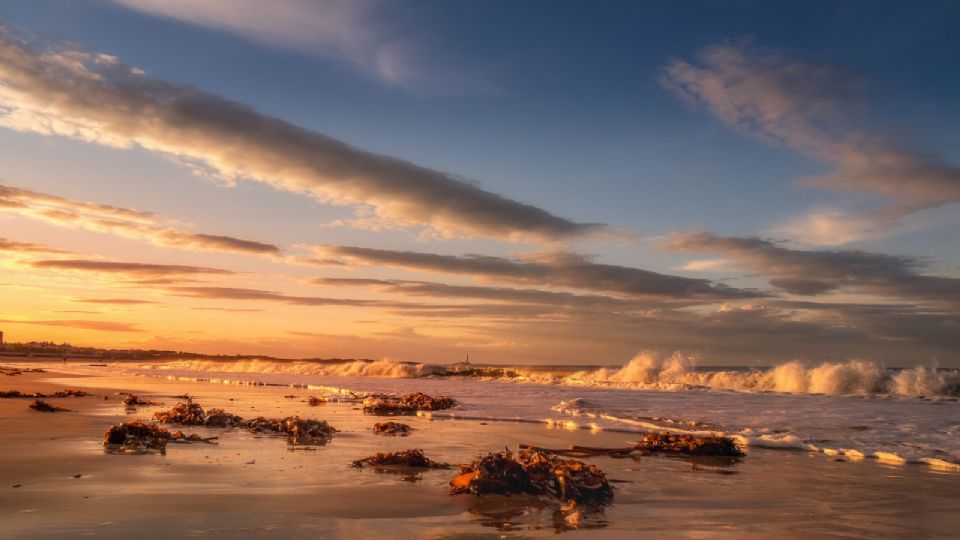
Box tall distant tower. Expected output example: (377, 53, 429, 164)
(0, 329, 4, 345)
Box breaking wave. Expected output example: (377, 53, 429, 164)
(559, 351, 960, 397)
(147, 353, 960, 397)
(153, 358, 441, 378)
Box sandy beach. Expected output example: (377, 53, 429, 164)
(0, 363, 957, 539)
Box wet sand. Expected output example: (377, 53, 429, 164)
(1, 367, 958, 539)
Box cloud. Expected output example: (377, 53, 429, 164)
(0, 184, 153, 222)
(191, 307, 264, 313)
(662, 231, 960, 306)
(0, 183, 281, 256)
(0, 236, 68, 254)
(151, 231, 279, 255)
(311, 245, 764, 300)
(169, 286, 378, 306)
(109, 0, 489, 93)
(0, 318, 141, 332)
(662, 41, 861, 153)
(769, 207, 891, 247)
(30, 259, 234, 276)
(75, 298, 158, 305)
(0, 29, 594, 241)
(663, 42, 960, 243)
(312, 276, 673, 309)
(168, 285, 626, 321)
(676, 258, 735, 272)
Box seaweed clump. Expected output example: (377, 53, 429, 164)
(363, 392, 456, 415)
(373, 421, 413, 435)
(102, 420, 217, 454)
(154, 401, 336, 445)
(450, 451, 538, 496)
(522, 432, 745, 459)
(634, 432, 744, 457)
(2, 389, 92, 399)
(122, 394, 161, 408)
(450, 447, 613, 506)
(29, 399, 71, 412)
(352, 448, 447, 468)
(0, 366, 46, 376)
(246, 416, 337, 446)
(153, 400, 245, 427)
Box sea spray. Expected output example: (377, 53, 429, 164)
(156, 358, 439, 378)
(561, 352, 960, 397)
(147, 354, 960, 397)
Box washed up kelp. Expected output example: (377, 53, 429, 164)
(450, 451, 538, 496)
(153, 401, 245, 427)
(102, 420, 217, 454)
(1, 390, 34, 398)
(373, 421, 413, 435)
(155, 400, 335, 445)
(307, 396, 327, 406)
(520, 432, 745, 459)
(29, 399, 71, 412)
(635, 432, 744, 457)
(352, 448, 448, 469)
(450, 447, 613, 506)
(1, 389, 92, 399)
(0, 366, 46, 376)
(206, 408, 248, 428)
(122, 394, 161, 408)
(246, 416, 337, 446)
(363, 392, 456, 415)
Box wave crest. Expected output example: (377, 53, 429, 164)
(563, 352, 960, 396)
(155, 358, 437, 378)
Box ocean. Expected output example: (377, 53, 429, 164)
(84, 353, 960, 471)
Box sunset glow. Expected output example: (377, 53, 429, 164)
(0, 2, 957, 367)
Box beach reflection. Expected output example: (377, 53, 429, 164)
(466, 496, 609, 533)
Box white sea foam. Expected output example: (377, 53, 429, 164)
(146, 353, 960, 397)
(39, 354, 960, 472)
(154, 358, 438, 379)
(560, 352, 960, 397)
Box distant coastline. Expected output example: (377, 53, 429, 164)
(0, 340, 372, 364)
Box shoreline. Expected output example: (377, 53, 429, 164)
(1, 365, 958, 538)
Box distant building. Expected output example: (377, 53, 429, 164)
(0, 329, 4, 345)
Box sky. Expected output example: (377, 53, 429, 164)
(0, 0, 958, 366)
